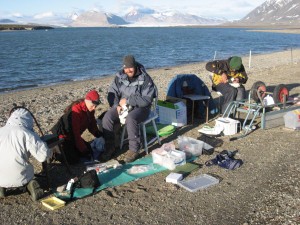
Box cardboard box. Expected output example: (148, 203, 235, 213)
(156, 99, 187, 127)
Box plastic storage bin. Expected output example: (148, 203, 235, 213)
(215, 118, 240, 135)
(284, 109, 300, 130)
(152, 149, 186, 170)
(177, 174, 219, 192)
(177, 136, 203, 156)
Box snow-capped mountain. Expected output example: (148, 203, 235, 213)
(123, 7, 155, 23)
(0, 12, 72, 27)
(124, 9, 226, 26)
(70, 11, 128, 27)
(239, 0, 300, 25)
(0, 19, 15, 23)
(0, 7, 226, 27)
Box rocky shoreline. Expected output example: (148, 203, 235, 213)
(0, 49, 300, 224)
(0, 24, 54, 31)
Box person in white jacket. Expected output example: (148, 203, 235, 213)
(0, 108, 52, 201)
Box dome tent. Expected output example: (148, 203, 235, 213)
(166, 74, 218, 116)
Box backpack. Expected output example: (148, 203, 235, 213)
(205, 150, 243, 170)
(51, 99, 83, 136)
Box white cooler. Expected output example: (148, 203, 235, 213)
(215, 118, 240, 135)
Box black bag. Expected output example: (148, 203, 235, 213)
(205, 150, 243, 170)
(51, 109, 73, 136)
(41, 134, 59, 146)
(76, 170, 100, 189)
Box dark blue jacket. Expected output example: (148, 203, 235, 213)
(108, 62, 155, 108)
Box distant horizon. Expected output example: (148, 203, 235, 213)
(0, 0, 266, 21)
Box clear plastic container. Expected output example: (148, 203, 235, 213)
(152, 149, 186, 170)
(284, 109, 300, 130)
(177, 174, 219, 192)
(178, 136, 203, 156)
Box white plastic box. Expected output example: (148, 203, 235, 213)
(215, 118, 240, 135)
(177, 136, 203, 156)
(284, 109, 300, 130)
(166, 173, 183, 184)
(152, 149, 186, 170)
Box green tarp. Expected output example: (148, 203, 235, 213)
(57, 155, 198, 200)
(62, 156, 167, 200)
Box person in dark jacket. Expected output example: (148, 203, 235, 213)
(206, 56, 248, 113)
(101, 55, 156, 163)
(51, 90, 102, 164)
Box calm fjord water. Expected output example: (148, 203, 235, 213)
(1, 27, 300, 92)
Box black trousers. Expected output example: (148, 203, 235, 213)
(216, 83, 245, 114)
(102, 106, 150, 152)
(61, 138, 91, 164)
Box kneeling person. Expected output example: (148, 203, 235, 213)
(0, 108, 52, 201)
(51, 90, 103, 164)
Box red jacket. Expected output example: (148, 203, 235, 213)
(71, 101, 101, 153)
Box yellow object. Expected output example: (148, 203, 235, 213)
(41, 196, 66, 210)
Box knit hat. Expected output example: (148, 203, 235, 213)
(85, 90, 100, 105)
(123, 55, 136, 68)
(229, 56, 242, 71)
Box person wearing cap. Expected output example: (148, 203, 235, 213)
(101, 55, 156, 163)
(51, 90, 103, 164)
(0, 108, 52, 201)
(206, 56, 248, 113)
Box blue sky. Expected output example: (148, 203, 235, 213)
(0, 0, 266, 20)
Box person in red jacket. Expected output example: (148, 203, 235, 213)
(51, 90, 102, 164)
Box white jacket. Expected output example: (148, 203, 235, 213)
(0, 108, 51, 188)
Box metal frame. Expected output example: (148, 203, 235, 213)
(222, 90, 300, 140)
(120, 85, 161, 154)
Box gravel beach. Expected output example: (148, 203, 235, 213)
(0, 49, 299, 225)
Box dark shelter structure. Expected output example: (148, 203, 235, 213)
(166, 74, 218, 122)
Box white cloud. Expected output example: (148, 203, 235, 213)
(34, 11, 55, 19)
(10, 12, 24, 18)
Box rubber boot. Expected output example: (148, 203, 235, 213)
(124, 150, 139, 163)
(27, 179, 44, 201)
(99, 141, 115, 162)
(0, 187, 6, 198)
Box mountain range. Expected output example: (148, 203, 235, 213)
(237, 0, 300, 26)
(1, 0, 299, 27)
(59, 9, 227, 27)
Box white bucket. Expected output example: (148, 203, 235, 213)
(215, 118, 240, 135)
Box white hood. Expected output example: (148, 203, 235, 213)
(6, 108, 34, 131)
(0, 108, 51, 188)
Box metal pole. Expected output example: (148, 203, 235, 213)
(249, 50, 252, 69)
(214, 51, 217, 60)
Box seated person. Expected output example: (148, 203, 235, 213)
(206, 56, 248, 113)
(102, 55, 156, 163)
(51, 90, 103, 164)
(0, 108, 52, 201)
